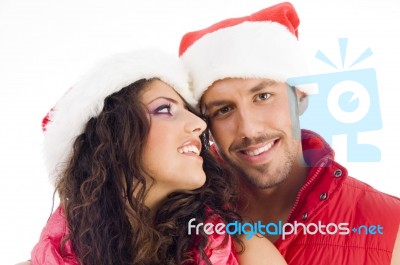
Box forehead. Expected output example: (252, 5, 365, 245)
(140, 79, 183, 104)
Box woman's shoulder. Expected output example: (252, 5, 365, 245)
(236, 234, 287, 265)
(39, 206, 67, 236)
(194, 212, 239, 265)
(198, 212, 287, 265)
(204, 229, 239, 265)
(30, 205, 79, 265)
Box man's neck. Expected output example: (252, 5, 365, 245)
(237, 154, 309, 241)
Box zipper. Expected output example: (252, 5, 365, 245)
(286, 158, 327, 223)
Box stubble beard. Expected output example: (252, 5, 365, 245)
(219, 143, 298, 189)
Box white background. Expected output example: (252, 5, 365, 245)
(1, 0, 399, 264)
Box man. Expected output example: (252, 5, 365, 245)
(179, 2, 400, 264)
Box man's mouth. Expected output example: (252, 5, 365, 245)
(242, 141, 276, 156)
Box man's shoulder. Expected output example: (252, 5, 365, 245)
(321, 159, 400, 211)
(336, 175, 400, 227)
(342, 175, 400, 206)
(281, 171, 399, 264)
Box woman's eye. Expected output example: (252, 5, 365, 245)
(154, 104, 172, 114)
(256, 93, 271, 101)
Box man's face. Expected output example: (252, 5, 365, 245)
(201, 78, 302, 189)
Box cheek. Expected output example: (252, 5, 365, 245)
(271, 98, 299, 133)
(210, 122, 231, 147)
(142, 141, 176, 184)
(145, 126, 165, 154)
(142, 124, 174, 172)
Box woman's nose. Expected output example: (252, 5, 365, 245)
(186, 112, 207, 136)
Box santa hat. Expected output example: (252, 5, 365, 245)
(42, 49, 194, 185)
(179, 2, 314, 101)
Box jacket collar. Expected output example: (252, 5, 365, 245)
(301, 129, 335, 167)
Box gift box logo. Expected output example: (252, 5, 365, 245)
(287, 38, 382, 162)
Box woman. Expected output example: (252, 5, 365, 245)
(28, 49, 286, 265)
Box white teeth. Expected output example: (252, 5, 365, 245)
(178, 145, 200, 155)
(245, 142, 274, 156)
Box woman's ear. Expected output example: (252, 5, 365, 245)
(296, 89, 308, 115)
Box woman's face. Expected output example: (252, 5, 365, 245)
(140, 80, 207, 201)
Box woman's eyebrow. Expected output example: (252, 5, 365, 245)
(146, 96, 179, 105)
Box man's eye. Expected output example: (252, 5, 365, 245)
(256, 93, 271, 101)
(209, 106, 232, 118)
(216, 106, 231, 115)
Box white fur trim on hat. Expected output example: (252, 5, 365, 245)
(43, 49, 194, 185)
(181, 21, 314, 101)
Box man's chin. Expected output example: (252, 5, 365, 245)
(244, 174, 284, 189)
(235, 164, 290, 189)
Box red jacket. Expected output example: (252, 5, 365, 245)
(275, 130, 400, 264)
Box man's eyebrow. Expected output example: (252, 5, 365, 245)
(204, 100, 231, 109)
(249, 80, 276, 94)
(204, 80, 277, 110)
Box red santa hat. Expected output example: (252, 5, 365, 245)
(179, 2, 313, 101)
(42, 49, 194, 185)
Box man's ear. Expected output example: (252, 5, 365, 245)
(296, 88, 308, 115)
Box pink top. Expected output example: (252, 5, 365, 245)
(31, 207, 79, 265)
(31, 206, 238, 264)
(196, 226, 239, 265)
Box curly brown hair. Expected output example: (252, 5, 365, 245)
(56, 79, 240, 265)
